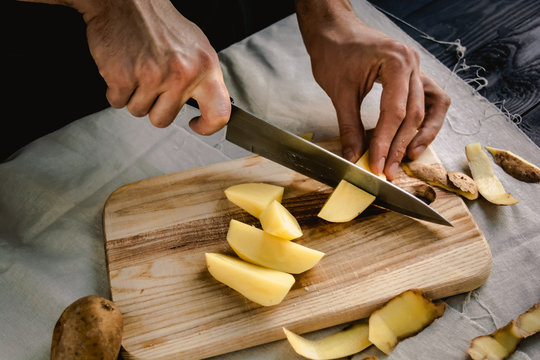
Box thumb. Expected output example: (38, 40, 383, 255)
(189, 76, 231, 135)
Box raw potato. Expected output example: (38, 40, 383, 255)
(224, 183, 284, 218)
(283, 323, 371, 360)
(227, 219, 324, 274)
(402, 161, 478, 200)
(368, 289, 445, 355)
(318, 151, 381, 223)
(317, 180, 376, 222)
(467, 321, 522, 360)
(466, 143, 519, 205)
(486, 146, 540, 183)
(515, 302, 540, 338)
(51, 295, 123, 360)
(206, 253, 294, 306)
(259, 200, 303, 240)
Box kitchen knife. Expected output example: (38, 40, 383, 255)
(187, 99, 452, 226)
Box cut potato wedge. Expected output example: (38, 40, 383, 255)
(465, 143, 519, 205)
(318, 151, 380, 223)
(225, 183, 284, 218)
(467, 321, 522, 360)
(486, 146, 540, 183)
(206, 253, 294, 306)
(515, 302, 540, 338)
(317, 180, 375, 222)
(368, 289, 445, 354)
(259, 200, 302, 240)
(227, 219, 324, 274)
(283, 323, 371, 360)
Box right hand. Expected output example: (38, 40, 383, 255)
(79, 0, 231, 134)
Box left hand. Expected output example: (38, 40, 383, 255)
(295, 0, 451, 179)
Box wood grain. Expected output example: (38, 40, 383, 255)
(103, 139, 492, 359)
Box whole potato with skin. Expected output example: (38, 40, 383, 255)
(51, 295, 123, 360)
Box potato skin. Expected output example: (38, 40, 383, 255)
(51, 295, 123, 360)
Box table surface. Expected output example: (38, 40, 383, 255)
(1, 1, 539, 359)
(370, 0, 540, 146)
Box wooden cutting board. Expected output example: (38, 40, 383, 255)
(103, 138, 492, 359)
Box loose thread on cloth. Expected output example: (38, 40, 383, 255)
(372, 4, 522, 136)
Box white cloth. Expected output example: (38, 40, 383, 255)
(1, 1, 539, 359)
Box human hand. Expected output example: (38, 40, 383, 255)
(77, 0, 230, 134)
(295, 0, 450, 179)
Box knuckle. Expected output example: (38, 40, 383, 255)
(409, 105, 425, 125)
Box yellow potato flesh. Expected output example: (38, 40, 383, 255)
(224, 183, 284, 218)
(465, 143, 518, 205)
(467, 321, 521, 360)
(283, 323, 371, 360)
(206, 253, 294, 306)
(227, 219, 324, 274)
(368, 290, 445, 354)
(318, 151, 382, 223)
(317, 180, 375, 222)
(259, 200, 302, 240)
(516, 303, 540, 338)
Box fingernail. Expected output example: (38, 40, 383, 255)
(388, 162, 399, 179)
(412, 145, 426, 158)
(343, 148, 356, 162)
(376, 157, 386, 175)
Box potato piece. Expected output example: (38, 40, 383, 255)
(485, 146, 540, 183)
(227, 219, 324, 274)
(225, 183, 284, 218)
(317, 180, 375, 222)
(465, 143, 519, 205)
(51, 295, 123, 360)
(299, 132, 314, 141)
(355, 150, 387, 180)
(206, 253, 294, 306)
(402, 162, 478, 200)
(259, 200, 303, 240)
(368, 289, 445, 355)
(283, 323, 371, 360)
(515, 302, 540, 338)
(467, 321, 522, 360)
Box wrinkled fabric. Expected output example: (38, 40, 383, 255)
(1, 1, 539, 359)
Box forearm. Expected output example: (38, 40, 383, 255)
(295, 0, 356, 41)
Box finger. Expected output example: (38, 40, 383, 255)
(369, 64, 411, 175)
(105, 74, 136, 109)
(188, 75, 231, 135)
(384, 71, 425, 179)
(407, 75, 450, 160)
(334, 86, 365, 163)
(147, 90, 184, 128)
(126, 86, 160, 117)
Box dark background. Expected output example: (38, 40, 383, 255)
(5, 0, 539, 161)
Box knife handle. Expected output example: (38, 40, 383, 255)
(185, 97, 234, 110)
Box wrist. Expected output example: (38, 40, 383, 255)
(295, 0, 359, 52)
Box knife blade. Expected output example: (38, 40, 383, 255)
(187, 100, 452, 226)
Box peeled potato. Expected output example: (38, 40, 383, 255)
(224, 183, 284, 218)
(259, 200, 302, 240)
(283, 323, 371, 360)
(515, 302, 540, 338)
(206, 253, 294, 306)
(465, 143, 519, 205)
(51, 295, 123, 360)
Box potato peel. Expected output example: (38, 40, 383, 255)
(402, 162, 478, 200)
(283, 323, 371, 360)
(486, 146, 540, 183)
(368, 289, 445, 355)
(467, 321, 522, 360)
(465, 143, 519, 205)
(515, 302, 540, 338)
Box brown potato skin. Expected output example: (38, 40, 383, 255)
(51, 295, 123, 360)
